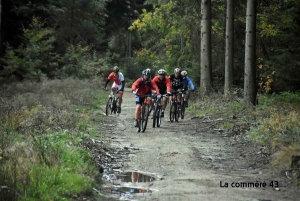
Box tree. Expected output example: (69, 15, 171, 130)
(200, 0, 212, 96)
(244, 0, 257, 105)
(224, 0, 234, 95)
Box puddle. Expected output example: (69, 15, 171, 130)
(102, 171, 158, 200)
(118, 172, 155, 183)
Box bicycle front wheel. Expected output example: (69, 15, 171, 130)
(105, 97, 113, 116)
(142, 104, 149, 132)
(152, 104, 158, 128)
(113, 97, 119, 114)
(157, 106, 161, 127)
(175, 104, 179, 122)
(170, 102, 176, 122)
(181, 102, 185, 119)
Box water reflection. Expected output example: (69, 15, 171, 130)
(118, 171, 155, 183)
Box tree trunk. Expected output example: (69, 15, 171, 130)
(244, 0, 257, 106)
(0, 0, 2, 56)
(224, 0, 234, 95)
(200, 0, 212, 97)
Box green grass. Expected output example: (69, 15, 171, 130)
(0, 78, 107, 200)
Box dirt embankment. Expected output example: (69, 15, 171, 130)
(85, 88, 299, 201)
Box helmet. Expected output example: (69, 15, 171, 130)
(158, 69, 166, 75)
(174, 68, 181, 73)
(113, 66, 119, 73)
(181, 70, 187, 76)
(145, 68, 151, 74)
(142, 69, 151, 76)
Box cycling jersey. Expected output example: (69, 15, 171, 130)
(182, 76, 195, 91)
(152, 76, 171, 94)
(107, 72, 124, 85)
(131, 77, 160, 96)
(169, 73, 184, 90)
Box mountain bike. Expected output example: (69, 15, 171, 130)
(152, 94, 168, 128)
(169, 90, 181, 122)
(136, 94, 152, 132)
(105, 89, 120, 116)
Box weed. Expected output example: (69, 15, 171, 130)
(0, 78, 106, 200)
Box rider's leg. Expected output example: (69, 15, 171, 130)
(111, 86, 117, 96)
(134, 104, 141, 127)
(185, 91, 190, 107)
(162, 96, 168, 111)
(161, 96, 167, 117)
(147, 97, 152, 110)
(117, 90, 123, 113)
(134, 97, 143, 126)
(177, 89, 182, 108)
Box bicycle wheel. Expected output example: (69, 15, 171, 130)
(157, 106, 162, 127)
(113, 97, 119, 115)
(152, 103, 158, 128)
(142, 104, 149, 132)
(175, 103, 179, 122)
(169, 102, 176, 122)
(105, 97, 113, 116)
(137, 118, 141, 132)
(181, 101, 185, 119)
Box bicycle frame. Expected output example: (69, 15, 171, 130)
(105, 89, 120, 116)
(135, 94, 152, 132)
(152, 94, 168, 128)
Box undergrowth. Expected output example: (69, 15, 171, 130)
(188, 90, 300, 173)
(0, 78, 106, 200)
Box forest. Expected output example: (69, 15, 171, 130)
(0, 0, 299, 94)
(0, 0, 300, 200)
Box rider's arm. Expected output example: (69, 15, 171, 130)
(104, 79, 110, 88)
(131, 78, 141, 92)
(104, 72, 113, 88)
(165, 77, 172, 93)
(186, 77, 195, 91)
(150, 80, 160, 94)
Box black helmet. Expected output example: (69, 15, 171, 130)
(113, 66, 119, 73)
(142, 69, 151, 76)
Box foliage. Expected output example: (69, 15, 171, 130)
(47, 0, 107, 50)
(2, 17, 58, 80)
(257, 0, 300, 92)
(58, 44, 110, 79)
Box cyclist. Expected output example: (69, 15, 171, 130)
(169, 68, 185, 107)
(104, 66, 125, 113)
(152, 69, 172, 117)
(181, 70, 195, 107)
(132, 69, 161, 127)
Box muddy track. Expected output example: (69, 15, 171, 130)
(95, 88, 299, 201)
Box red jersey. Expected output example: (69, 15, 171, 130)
(131, 77, 160, 95)
(107, 72, 124, 85)
(152, 76, 171, 94)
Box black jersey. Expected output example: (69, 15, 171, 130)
(169, 73, 184, 89)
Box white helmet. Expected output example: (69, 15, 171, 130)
(158, 69, 166, 75)
(181, 70, 187, 76)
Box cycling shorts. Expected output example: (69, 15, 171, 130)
(112, 82, 124, 93)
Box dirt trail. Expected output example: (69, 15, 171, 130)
(98, 88, 299, 201)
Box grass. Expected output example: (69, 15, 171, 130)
(188, 90, 300, 173)
(0, 78, 107, 200)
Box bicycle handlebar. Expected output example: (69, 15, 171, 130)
(135, 94, 153, 98)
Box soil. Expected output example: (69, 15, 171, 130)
(81, 88, 299, 201)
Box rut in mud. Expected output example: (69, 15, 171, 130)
(84, 88, 299, 201)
